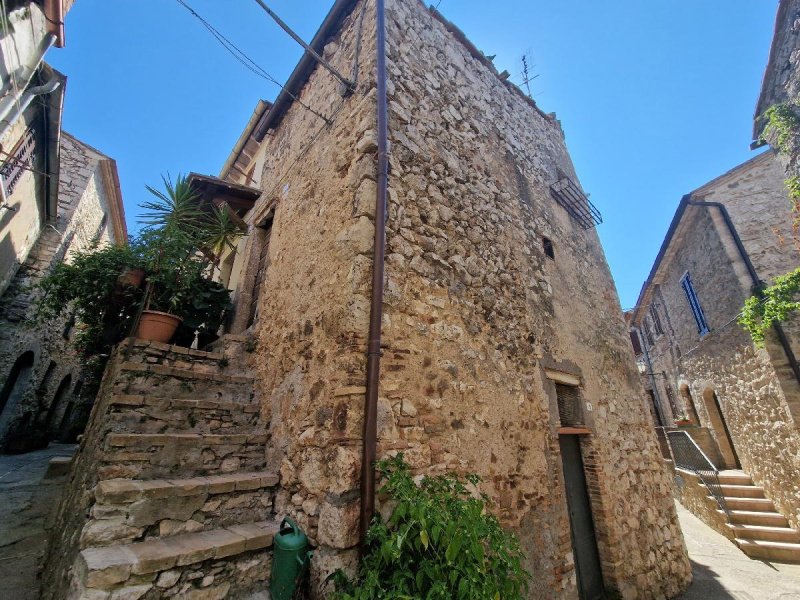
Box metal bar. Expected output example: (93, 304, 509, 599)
(360, 0, 388, 548)
(252, 0, 355, 92)
(667, 430, 731, 520)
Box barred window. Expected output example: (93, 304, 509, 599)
(556, 383, 584, 427)
(650, 304, 664, 336)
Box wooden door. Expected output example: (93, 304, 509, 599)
(560, 435, 605, 600)
(247, 225, 272, 328)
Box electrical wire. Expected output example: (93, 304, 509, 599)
(252, 0, 369, 211)
(174, 0, 331, 124)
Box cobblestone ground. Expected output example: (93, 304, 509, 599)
(675, 502, 800, 599)
(0, 444, 76, 600)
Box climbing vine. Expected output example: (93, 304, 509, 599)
(760, 102, 800, 154)
(739, 267, 800, 347)
(738, 104, 800, 345)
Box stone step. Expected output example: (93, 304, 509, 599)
(728, 524, 800, 544)
(736, 539, 800, 563)
(717, 472, 753, 486)
(717, 496, 775, 512)
(723, 509, 790, 528)
(82, 472, 279, 548)
(719, 484, 766, 499)
(117, 362, 254, 402)
(107, 395, 261, 435)
(99, 433, 267, 481)
(76, 521, 279, 596)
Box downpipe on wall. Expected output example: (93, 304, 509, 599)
(359, 0, 388, 547)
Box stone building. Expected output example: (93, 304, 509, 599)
(753, 0, 800, 165)
(629, 150, 800, 562)
(44, 1, 690, 599)
(0, 131, 127, 452)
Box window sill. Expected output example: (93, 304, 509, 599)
(558, 426, 592, 436)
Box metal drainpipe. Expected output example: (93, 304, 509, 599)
(0, 77, 61, 141)
(0, 33, 57, 129)
(634, 326, 668, 426)
(687, 198, 800, 386)
(359, 0, 388, 546)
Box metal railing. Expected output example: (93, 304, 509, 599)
(667, 430, 730, 520)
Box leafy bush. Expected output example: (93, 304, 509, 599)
(740, 267, 800, 347)
(37, 242, 143, 356)
(331, 455, 529, 600)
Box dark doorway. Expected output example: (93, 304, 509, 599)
(680, 384, 701, 425)
(0, 351, 35, 419)
(46, 374, 72, 439)
(247, 222, 273, 328)
(646, 389, 665, 427)
(702, 389, 740, 470)
(559, 435, 605, 600)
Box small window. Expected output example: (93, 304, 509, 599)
(643, 318, 655, 347)
(649, 304, 663, 336)
(629, 329, 642, 355)
(680, 272, 709, 335)
(555, 383, 584, 427)
(543, 237, 554, 259)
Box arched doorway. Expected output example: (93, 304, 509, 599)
(46, 374, 72, 439)
(701, 388, 740, 469)
(679, 384, 701, 425)
(0, 351, 35, 421)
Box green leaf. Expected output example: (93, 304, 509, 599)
(420, 529, 429, 550)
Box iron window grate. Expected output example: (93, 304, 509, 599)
(549, 177, 602, 229)
(555, 383, 584, 427)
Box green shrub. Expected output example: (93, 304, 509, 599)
(331, 455, 529, 600)
(739, 266, 800, 346)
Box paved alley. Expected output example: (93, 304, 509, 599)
(0, 444, 76, 600)
(675, 502, 800, 599)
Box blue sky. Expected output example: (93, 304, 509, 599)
(48, 0, 777, 309)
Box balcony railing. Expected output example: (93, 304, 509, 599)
(549, 176, 602, 229)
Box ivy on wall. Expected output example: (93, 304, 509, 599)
(739, 267, 800, 347)
(738, 104, 800, 345)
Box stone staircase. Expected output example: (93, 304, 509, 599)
(713, 471, 800, 563)
(45, 338, 278, 600)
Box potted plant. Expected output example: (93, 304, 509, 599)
(674, 413, 693, 427)
(134, 174, 241, 344)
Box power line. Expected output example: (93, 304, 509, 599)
(174, 0, 331, 124)
(251, 0, 354, 93)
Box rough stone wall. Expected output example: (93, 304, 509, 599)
(42, 338, 263, 600)
(249, 1, 690, 598)
(380, 3, 689, 598)
(639, 163, 800, 529)
(248, 0, 378, 591)
(0, 133, 121, 451)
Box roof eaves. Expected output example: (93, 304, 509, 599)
(253, 0, 359, 142)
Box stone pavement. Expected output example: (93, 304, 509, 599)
(0, 444, 76, 600)
(674, 501, 800, 599)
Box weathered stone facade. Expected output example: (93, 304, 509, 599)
(629, 152, 800, 560)
(0, 132, 126, 452)
(215, 1, 691, 597)
(47, 1, 691, 598)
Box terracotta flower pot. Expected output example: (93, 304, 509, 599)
(135, 310, 182, 343)
(675, 419, 693, 427)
